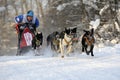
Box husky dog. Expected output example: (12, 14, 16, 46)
(81, 28, 95, 56)
(59, 28, 75, 58)
(47, 31, 60, 51)
(32, 32, 43, 49)
(47, 27, 77, 58)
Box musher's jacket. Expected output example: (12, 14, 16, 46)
(14, 14, 39, 33)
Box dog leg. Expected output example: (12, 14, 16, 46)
(90, 45, 94, 56)
(82, 45, 84, 52)
(67, 45, 72, 56)
(56, 45, 60, 53)
(85, 46, 89, 55)
(56, 43, 60, 53)
(59, 39, 64, 58)
(61, 45, 64, 58)
(16, 49, 22, 56)
(91, 50, 94, 56)
(51, 42, 53, 50)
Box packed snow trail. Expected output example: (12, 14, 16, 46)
(0, 44, 120, 80)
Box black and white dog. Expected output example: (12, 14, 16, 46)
(59, 27, 77, 58)
(32, 32, 43, 50)
(70, 27, 78, 44)
(81, 28, 95, 56)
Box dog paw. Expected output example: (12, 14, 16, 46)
(61, 56, 64, 58)
(91, 54, 94, 56)
(86, 52, 89, 55)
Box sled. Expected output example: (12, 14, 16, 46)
(17, 24, 35, 55)
(20, 27, 34, 48)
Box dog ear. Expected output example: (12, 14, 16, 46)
(83, 30, 90, 35)
(66, 28, 71, 34)
(72, 27, 77, 33)
(55, 31, 59, 35)
(73, 27, 77, 30)
(83, 30, 87, 32)
(90, 28, 94, 36)
(54, 31, 57, 35)
(65, 28, 67, 31)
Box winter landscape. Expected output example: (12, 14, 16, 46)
(0, 0, 120, 80)
(0, 44, 120, 80)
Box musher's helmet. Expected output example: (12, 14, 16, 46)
(27, 10, 34, 17)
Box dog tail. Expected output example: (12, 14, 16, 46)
(90, 28, 94, 36)
(46, 36, 50, 46)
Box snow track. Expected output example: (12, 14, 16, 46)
(0, 44, 120, 80)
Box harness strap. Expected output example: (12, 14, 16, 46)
(53, 38, 59, 45)
(35, 37, 41, 46)
(84, 36, 94, 46)
(64, 38, 72, 45)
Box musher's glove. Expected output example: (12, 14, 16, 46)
(29, 25, 34, 29)
(20, 25, 25, 30)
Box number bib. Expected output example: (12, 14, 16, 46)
(24, 32, 33, 46)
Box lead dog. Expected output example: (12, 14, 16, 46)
(81, 28, 95, 56)
(59, 28, 75, 58)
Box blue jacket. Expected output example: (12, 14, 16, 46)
(15, 14, 39, 28)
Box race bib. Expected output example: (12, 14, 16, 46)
(24, 32, 33, 46)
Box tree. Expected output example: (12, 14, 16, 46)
(80, 0, 89, 24)
(36, 0, 45, 28)
(21, 0, 24, 14)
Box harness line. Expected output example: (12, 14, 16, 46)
(84, 36, 94, 46)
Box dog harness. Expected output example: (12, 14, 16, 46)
(64, 38, 72, 45)
(35, 37, 41, 46)
(84, 36, 94, 46)
(53, 39, 59, 45)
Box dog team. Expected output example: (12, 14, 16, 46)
(46, 27, 95, 58)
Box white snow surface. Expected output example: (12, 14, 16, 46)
(0, 44, 120, 80)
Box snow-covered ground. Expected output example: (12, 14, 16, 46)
(0, 44, 120, 80)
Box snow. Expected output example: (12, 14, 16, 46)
(114, 21, 120, 32)
(57, 4, 66, 11)
(83, 0, 98, 10)
(89, 19, 100, 30)
(99, 4, 109, 15)
(0, 44, 120, 80)
(41, 0, 48, 10)
(57, 1, 80, 11)
(111, 39, 119, 44)
(14, 0, 21, 6)
(0, 7, 6, 12)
